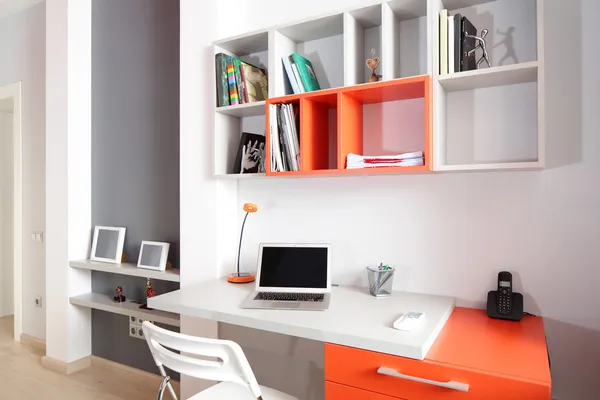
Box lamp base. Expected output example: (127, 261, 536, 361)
(227, 273, 256, 284)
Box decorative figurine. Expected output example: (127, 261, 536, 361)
(366, 49, 382, 82)
(146, 278, 156, 299)
(140, 278, 157, 310)
(113, 286, 126, 303)
(466, 29, 492, 69)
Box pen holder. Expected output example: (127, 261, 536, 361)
(367, 266, 395, 297)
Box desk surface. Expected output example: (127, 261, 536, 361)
(148, 279, 455, 360)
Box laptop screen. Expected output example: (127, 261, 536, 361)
(259, 246, 328, 289)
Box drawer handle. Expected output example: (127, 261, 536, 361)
(377, 367, 470, 392)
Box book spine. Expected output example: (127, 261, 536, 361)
(439, 10, 448, 75)
(226, 58, 239, 105)
(233, 58, 245, 104)
(448, 16, 455, 74)
(291, 62, 305, 93)
(282, 56, 301, 94)
(215, 54, 230, 107)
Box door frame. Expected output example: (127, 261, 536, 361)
(0, 82, 23, 341)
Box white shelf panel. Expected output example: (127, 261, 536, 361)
(214, 173, 267, 180)
(350, 4, 382, 28)
(216, 101, 266, 118)
(436, 160, 542, 172)
(277, 13, 344, 43)
(388, 0, 429, 20)
(442, 0, 497, 11)
(438, 62, 538, 92)
(70, 292, 180, 327)
(70, 260, 180, 282)
(215, 30, 269, 55)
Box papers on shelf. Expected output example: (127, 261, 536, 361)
(346, 151, 424, 169)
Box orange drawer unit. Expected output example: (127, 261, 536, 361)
(325, 308, 551, 400)
(326, 382, 405, 400)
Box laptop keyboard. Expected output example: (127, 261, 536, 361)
(254, 292, 325, 302)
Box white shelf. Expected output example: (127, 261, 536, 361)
(70, 260, 180, 283)
(437, 160, 542, 172)
(70, 292, 180, 327)
(216, 101, 266, 118)
(438, 62, 538, 92)
(214, 173, 267, 180)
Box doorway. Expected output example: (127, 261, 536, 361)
(0, 82, 22, 341)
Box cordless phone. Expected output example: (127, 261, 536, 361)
(497, 271, 513, 315)
(486, 271, 523, 321)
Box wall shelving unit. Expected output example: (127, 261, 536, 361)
(69, 260, 180, 327)
(213, 0, 544, 178)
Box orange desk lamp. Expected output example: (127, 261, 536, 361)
(228, 203, 258, 283)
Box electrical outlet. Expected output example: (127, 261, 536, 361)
(129, 318, 151, 340)
(35, 297, 42, 307)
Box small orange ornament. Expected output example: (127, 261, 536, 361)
(243, 203, 258, 213)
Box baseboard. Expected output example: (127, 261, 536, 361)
(91, 356, 180, 391)
(20, 333, 46, 352)
(41, 355, 92, 375)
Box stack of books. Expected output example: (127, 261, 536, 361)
(346, 151, 424, 169)
(281, 53, 321, 94)
(439, 11, 478, 74)
(269, 103, 300, 172)
(216, 53, 268, 107)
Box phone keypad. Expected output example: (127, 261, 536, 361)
(498, 290, 512, 315)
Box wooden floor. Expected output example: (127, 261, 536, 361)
(0, 316, 174, 399)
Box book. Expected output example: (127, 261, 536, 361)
(461, 16, 477, 72)
(285, 104, 300, 170)
(448, 15, 455, 74)
(346, 151, 425, 169)
(453, 13, 462, 73)
(291, 62, 306, 93)
(226, 58, 239, 105)
(270, 104, 284, 172)
(233, 58, 246, 104)
(281, 104, 299, 171)
(291, 53, 321, 92)
(233, 132, 266, 174)
(241, 63, 268, 102)
(215, 53, 230, 107)
(439, 9, 448, 75)
(282, 56, 301, 94)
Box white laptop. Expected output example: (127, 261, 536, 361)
(240, 243, 331, 311)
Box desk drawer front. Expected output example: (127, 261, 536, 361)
(325, 344, 551, 399)
(326, 382, 404, 400)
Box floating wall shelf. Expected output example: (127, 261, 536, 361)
(213, 0, 544, 178)
(70, 260, 180, 283)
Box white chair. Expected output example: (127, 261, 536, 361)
(142, 322, 298, 400)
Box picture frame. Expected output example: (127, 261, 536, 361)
(90, 226, 126, 264)
(137, 241, 170, 271)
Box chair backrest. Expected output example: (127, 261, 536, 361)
(142, 322, 262, 398)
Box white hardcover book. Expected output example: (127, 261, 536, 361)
(280, 105, 297, 171)
(271, 104, 283, 171)
(282, 56, 301, 94)
(285, 104, 300, 171)
(448, 15, 455, 74)
(439, 9, 448, 75)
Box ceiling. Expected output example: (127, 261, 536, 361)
(0, 0, 44, 20)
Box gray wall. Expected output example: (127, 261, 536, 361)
(91, 0, 180, 374)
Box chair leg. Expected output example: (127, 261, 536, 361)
(158, 376, 178, 400)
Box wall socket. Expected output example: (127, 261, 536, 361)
(129, 316, 151, 340)
(35, 297, 42, 307)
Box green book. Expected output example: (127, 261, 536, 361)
(291, 53, 321, 92)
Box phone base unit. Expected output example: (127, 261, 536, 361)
(487, 291, 523, 321)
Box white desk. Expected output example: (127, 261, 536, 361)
(149, 279, 454, 360)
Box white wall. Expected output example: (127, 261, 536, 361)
(0, 3, 46, 339)
(0, 111, 14, 317)
(216, 0, 600, 399)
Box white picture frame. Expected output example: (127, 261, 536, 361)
(90, 226, 126, 264)
(137, 241, 170, 271)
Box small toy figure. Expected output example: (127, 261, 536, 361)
(366, 49, 382, 83)
(466, 29, 492, 69)
(113, 286, 126, 303)
(146, 278, 156, 299)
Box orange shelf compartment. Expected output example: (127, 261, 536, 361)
(265, 76, 431, 177)
(265, 96, 302, 177)
(338, 75, 432, 173)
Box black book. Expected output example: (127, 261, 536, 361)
(233, 132, 265, 174)
(461, 16, 477, 72)
(453, 13, 462, 73)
